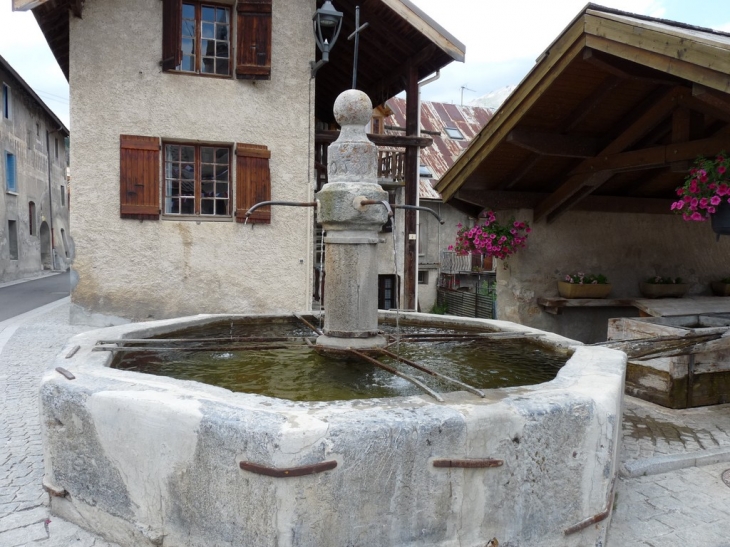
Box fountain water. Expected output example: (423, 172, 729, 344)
(40, 91, 626, 547)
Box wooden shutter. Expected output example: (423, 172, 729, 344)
(236, 0, 272, 80)
(120, 135, 161, 220)
(235, 143, 271, 224)
(162, 0, 182, 71)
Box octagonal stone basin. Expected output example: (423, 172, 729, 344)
(41, 312, 625, 547)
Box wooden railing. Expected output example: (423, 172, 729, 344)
(377, 150, 405, 183)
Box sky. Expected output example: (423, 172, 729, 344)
(1, 0, 730, 128)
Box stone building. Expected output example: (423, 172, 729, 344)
(19, 0, 464, 324)
(0, 54, 70, 283)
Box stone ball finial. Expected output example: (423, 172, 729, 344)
(333, 90, 373, 128)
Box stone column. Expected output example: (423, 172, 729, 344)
(315, 90, 389, 350)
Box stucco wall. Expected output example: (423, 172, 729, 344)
(69, 0, 315, 322)
(0, 66, 69, 282)
(497, 208, 730, 343)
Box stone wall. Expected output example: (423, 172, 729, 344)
(497, 208, 730, 342)
(69, 0, 315, 323)
(0, 64, 69, 282)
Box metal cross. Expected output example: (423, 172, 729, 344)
(348, 6, 369, 89)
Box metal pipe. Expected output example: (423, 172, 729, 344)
(243, 201, 317, 218)
(347, 349, 445, 402)
(294, 313, 324, 336)
(359, 199, 393, 217)
(393, 204, 444, 224)
(376, 348, 485, 398)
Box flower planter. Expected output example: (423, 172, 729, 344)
(711, 201, 730, 238)
(711, 282, 730, 296)
(558, 281, 612, 299)
(638, 282, 689, 298)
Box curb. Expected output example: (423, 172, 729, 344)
(0, 270, 64, 289)
(620, 446, 730, 478)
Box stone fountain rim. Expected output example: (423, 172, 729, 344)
(51, 311, 624, 411)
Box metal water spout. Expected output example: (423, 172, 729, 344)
(315, 90, 389, 350)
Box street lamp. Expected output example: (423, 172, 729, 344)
(310, 1, 343, 78)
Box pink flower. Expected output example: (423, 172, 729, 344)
(711, 195, 721, 206)
(708, 206, 716, 214)
(719, 184, 729, 196)
(691, 211, 704, 221)
(699, 197, 709, 208)
(448, 245, 453, 250)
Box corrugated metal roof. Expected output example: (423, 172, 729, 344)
(384, 97, 492, 200)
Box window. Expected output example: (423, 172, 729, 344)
(27, 129, 32, 149)
(444, 127, 463, 140)
(178, 3, 231, 75)
(8, 220, 18, 260)
(378, 275, 399, 310)
(55, 137, 59, 160)
(29, 202, 35, 235)
(164, 143, 230, 216)
(36, 122, 40, 137)
(417, 270, 429, 285)
(61, 186, 66, 206)
(5, 152, 16, 192)
(162, 0, 271, 80)
(419, 164, 432, 178)
(2, 84, 9, 119)
(61, 229, 70, 258)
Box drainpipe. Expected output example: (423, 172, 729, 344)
(414, 70, 440, 308)
(45, 130, 55, 270)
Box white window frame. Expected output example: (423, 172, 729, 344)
(444, 127, 463, 140)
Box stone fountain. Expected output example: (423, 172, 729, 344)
(40, 91, 626, 547)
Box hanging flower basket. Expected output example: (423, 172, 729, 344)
(672, 152, 730, 238)
(711, 278, 730, 296)
(449, 211, 530, 264)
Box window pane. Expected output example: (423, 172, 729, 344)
(182, 38, 194, 55)
(201, 164, 214, 181)
(216, 24, 228, 41)
(216, 8, 228, 23)
(202, 39, 214, 56)
(201, 182, 214, 196)
(216, 41, 229, 59)
(215, 148, 229, 163)
(202, 57, 214, 74)
(202, 22, 214, 38)
(216, 182, 228, 196)
(215, 165, 228, 181)
(181, 147, 194, 162)
(182, 4, 195, 20)
(201, 6, 215, 21)
(181, 164, 194, 180)
(181, 198, 195, 215)
(215, 200, 228, 215)
(215, 58, 229, 75)
(200, 147, 214, 163)
(181, 55, 195, 72)
(165, 145, 179, 161)
(165, 197, 177, 214)
(201, 199, 214, 215)
(168, 181, 181, 196)
(181, 181, 195, 196)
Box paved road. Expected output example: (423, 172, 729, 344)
(0, 272, 70, 322)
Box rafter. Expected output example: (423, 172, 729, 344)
(506, 129, 599, 158)
(582, 49, 679, 86)
(533, 86, 689, 222)
(456, 189, 674, 215)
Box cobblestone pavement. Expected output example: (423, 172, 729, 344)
(1, 300, 730, 546)
(0, 301, 119, 546)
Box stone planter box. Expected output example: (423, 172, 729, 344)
(638, 282, 689, 298)
(558, 281, 612, 299)
(711, 282, 730, 296)
(608, 315, 730, 408)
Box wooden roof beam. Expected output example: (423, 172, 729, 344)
(506, 129, 599, 158)
(456, 189, 674, 215)
(496, 74, 622, 190)
(570, 134, 730, 176)
(373, 44, 437, 103)
(582, 49, 679, 86)
(533, 85, 688, 222)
